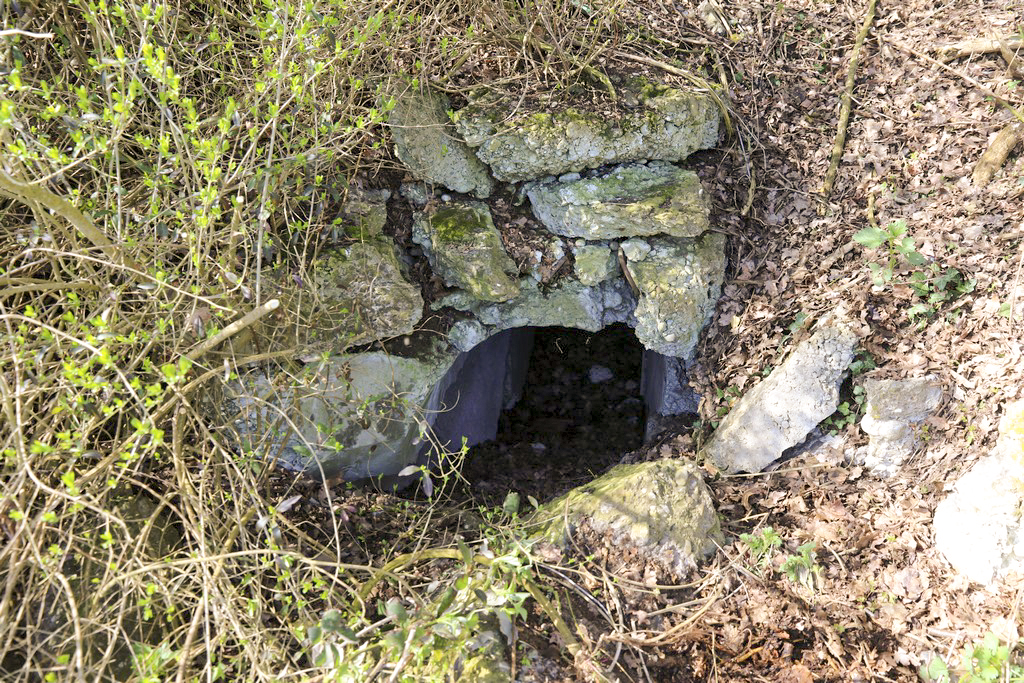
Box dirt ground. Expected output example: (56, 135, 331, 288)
(285, 0, 1024, 679)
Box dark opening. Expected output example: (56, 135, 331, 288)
(461, 323, 645, 507)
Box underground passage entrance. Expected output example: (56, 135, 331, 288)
(458, 324, 647, 507)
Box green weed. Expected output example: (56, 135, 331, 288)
(780, 542, 823, 592)
(739, 526, 782, 569)
(920, 632, 1024, 683)
(853, 220, 975, 324)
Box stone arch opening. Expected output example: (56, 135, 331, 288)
(460, 324, 643, 505)
(426, 323, 697, 505)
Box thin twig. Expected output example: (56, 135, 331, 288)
(185, 299, 280, 362)
(0, 169, 140, 271)
(887, 39, 1024, 124)
(0, 29, 54, 39)
(821, 0, 877, 203)
(937, 35, 1023, 62)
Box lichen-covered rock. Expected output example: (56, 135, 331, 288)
(934, 401, 1024, 585)
(627, 233, 726, 360)
(436, 276, 636, 336)
(532, 459, 722, 576)
(572, 243, 619, 286)
(229, 343, 459, 482)
(860, 376, 942, 477)
(453, 84, 720, 182)
(336, 187, 390, 239)
(307, 240, 423, 351)
(390, 87, 494, 198)
(414, 201, 518, 302)
(701, 314, 859, 473)
(527, 161, 710, 239)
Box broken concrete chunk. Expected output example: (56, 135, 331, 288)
(230, 345, 458, 482)
(229, 329, 536, 482)
(453, 84, 720, 182)
(390, 87, 494, 198)
(532, 459, 723, 576)
(934, 401, 1024, 586)
(860, 376, 942, 477)
(701, 314, 859, 473)
(527, 161, 710, 240)
(413, 201, 518, 302)
(628, 233, 726, 360)
(307, 240, 424, 351)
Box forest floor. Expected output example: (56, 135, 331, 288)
(287, 0, 1024, 680)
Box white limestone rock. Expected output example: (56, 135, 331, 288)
(628, 233, 726, 360)
(390, 87, 494, 198)
(860, 376, 942, 477)
(701, 314, 859, 473)
(453, 83, 720, 182)
(413, 200, 519, 302)
(934, 401, 1024, 585)
(532, 458, 723, 576)
(306, 240, 424, 351)
(527, 161, 710, 240)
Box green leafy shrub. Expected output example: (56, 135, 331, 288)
(0, 0, 644, 679)
(739, 526, 782, 569)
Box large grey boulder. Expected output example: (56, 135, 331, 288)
(453, 84, 720, 182)
(414, 201, 519, 302)
(532, 459, 722, 576)
(230, 345, 458, 482)
(305, 239, 424, 352)
(527, 161, 710, 240)
(934, 401, 1024, 585)
(701, 314, 859, 473)
(229, 330, 535, 482)
(626, 233, 726, 360)
(390, 87, 494, 198)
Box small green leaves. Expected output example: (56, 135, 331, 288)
(739, 526, 782, 568)
(502, 491, 520, 516)
(852, 226, 888, 249)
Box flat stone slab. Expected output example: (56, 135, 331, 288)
(701, 314, 859, 473)
(390, 87, 494, 198)
(306, 240, 424, 351)
(413, 201, 518, 302)
(527, 161, 710, 240)
(532, 458, 723, 577)
(453, 84, 720, 182)
(627, 233, 726, 360)
(438, 277, 636, 343)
